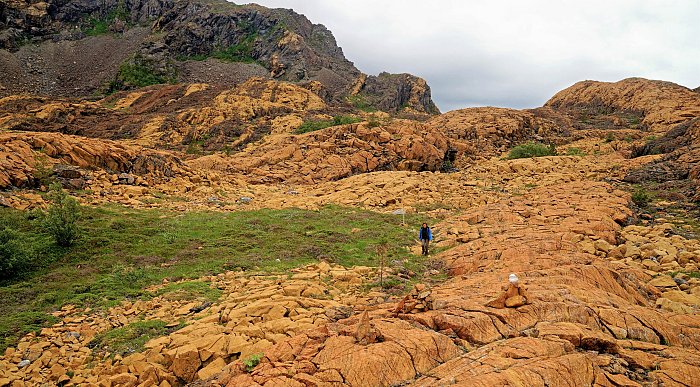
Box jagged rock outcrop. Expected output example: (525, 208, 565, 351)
(625, 118, 700, 202)
(0, 0, 439, 113)
(350, 72, 440, 115)
(0, 131, 189, 189)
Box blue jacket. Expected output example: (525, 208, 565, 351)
(419, 227, 433, 241)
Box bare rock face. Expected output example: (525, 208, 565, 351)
(190, 119, 450, 184)
(621, 101, 700, 203)
(546, 78, 700, 132)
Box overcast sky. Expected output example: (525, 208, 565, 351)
(247, 0, 700, 112)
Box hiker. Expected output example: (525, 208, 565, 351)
(419, 223, 433, 255)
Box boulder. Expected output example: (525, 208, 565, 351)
(170, 344, 201, 382)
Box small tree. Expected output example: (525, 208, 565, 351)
(42, 183, 81, 247)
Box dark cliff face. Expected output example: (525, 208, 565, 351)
(360, 72, 440, 115)
(0, 0, 439, 114)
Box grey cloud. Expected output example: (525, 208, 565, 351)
(248, 0, 700, 112)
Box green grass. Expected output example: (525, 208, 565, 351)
(84, 17, 109, 36)
(243, 353, 262, 372)
(153, 281, 222, 302)
(0, 204, 424, 352)
(107, 55, 176, 93)
(669, 271, 700, 280)
(211, 33, 257, 63)
(115, 61, 167, 88)
(182, 32, 258, 63)
(295, 115, 362, 134)
(347, 95, 378, 112)
(88, 319, 177, 356)
(565, 147, 587, 157)
(506, 142, 557, 160)
(83, 2, 130, 36)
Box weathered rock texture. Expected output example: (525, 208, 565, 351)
(0, 131, 189, 189)
(427, 106, 571, 160)
(190, 119, 450, 184)
(546, 78, 700, 132)
(625, 118, 700, 202)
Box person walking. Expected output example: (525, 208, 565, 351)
(419, 223, 433, 256)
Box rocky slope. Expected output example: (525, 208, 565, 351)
(2, 77, 699, 208)
(0, 0, 438, 114)
(4, 151, 700, 386)
(2, 74, 700, 386)
(0, 79, 332, 151)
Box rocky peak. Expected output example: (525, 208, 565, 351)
(0, 0, 439, 114)
(351, 72, 440, 115)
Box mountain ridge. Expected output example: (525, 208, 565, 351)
(0, 0, 439, 114)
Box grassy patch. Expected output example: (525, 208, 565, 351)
(0, 312, 58, 353)
(669, 271, 700, 280)
(83, 2, 130, 36)
(506, 142, 557, 160)
(565, 147, 587, 156)
(347, 95, 378, 112)
(88, 319, 176, 356)
(84, 17, 110, 36)
(153, 281, 222, 302)
(295, 115, 362, 134)
(182, 31, 258, 63)
(211, 33, 257, 63)
(0, 205, 422, 352)
(243, 353, 263, 372)
(107, 55, 176, 93)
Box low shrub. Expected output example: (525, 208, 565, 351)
(107, 55, 176, 93)
(0, 228, 34, 280)
(506, 142, 557, 159)
(347, 95, 377, 112)
(631, 187, 652, 207)
(244, 353, 263, 372)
